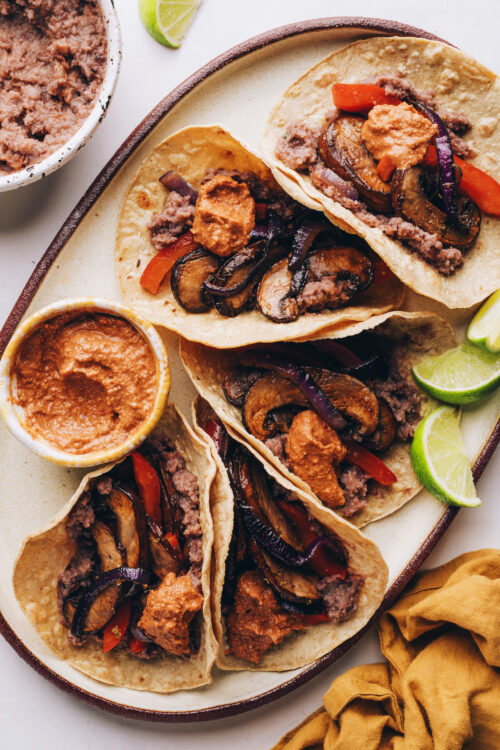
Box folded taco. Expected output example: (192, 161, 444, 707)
(263, 36, 500, 308)
(115, 125, 404, 348)
(181, 312, 454, 527)
(193, 397, 388, 671)
(13, 406, 217, 693)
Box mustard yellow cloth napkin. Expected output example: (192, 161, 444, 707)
(273, 549, 500, 750)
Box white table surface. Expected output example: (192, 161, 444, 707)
(0, 1, 499, 747)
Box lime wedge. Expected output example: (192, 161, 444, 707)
(138, 0, 201, 48)
(410, 406, 480, 507)
(412, 341, 500, 405)
(467, 289, 500, 353)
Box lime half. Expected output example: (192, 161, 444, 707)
(467, 289, 500, 353)
(412, 341, 500, 405)
(411, 406, 480, 507)
(138, 0, 201, 48)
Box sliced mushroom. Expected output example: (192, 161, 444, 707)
(297, 245, 374, 312)
(250, 540, 321, 606)
(285, 410, 346, 508)
(391, 166, 481, 249)
(91, 520, 125, 569)
(107, 485, 149, 568)
(256, 258, 308, 322)
(223, 366, 264, 407)
(242, 368, 379, 441)
(318, 117, 392, 213)
(148, 533, 182, 579)
(363, 399, 397, 453)
(171, 248, 220, 313)
(209, 243, 265, 317)
(311, 369, 380, 438)
(237, 451, 302, 549)
(243, 371, 307, 440)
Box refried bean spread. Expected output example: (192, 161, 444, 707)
(13, 312, 158, 454)
(0, 0, 106, 174)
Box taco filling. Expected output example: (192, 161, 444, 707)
(220, 333, 422, 518)
(274, 76, 500, 276)
(140, 167, 388, 322)
(57, 438, 204, 658)
(202, 419, 364, 665)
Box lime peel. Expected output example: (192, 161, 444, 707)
(138, 0, 201, 48)
(411, 406, 481, 507)
(467, 288, 500, 353)
(412, 341, 500, 405)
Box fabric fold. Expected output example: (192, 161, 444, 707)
(272, 549, 500, 750)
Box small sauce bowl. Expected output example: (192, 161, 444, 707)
(0, 298, 170, 467)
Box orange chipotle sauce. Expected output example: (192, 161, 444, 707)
(13, 311, 157, 454)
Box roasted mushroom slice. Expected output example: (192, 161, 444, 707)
(311, 369, 380, 439)
(363, 400, 397, 453)
(147, 519, 183, 578)
(107, 486, 149, 569)
(63, 522, 124, 632)
(318, 116, 392, 213)
(391, 166, 481, 250)
(243, 371, 307, 440)
(237, 451, 302, 549)
(171, 248, 220, 313)
(207, 242, 265, 317)
(91, 520, 125, 569)
(250, 540, 321, 607)
(242, 368, 379, 441)
(297, 245, 374, 312)
(257, 258, 308, 322)
(223, 366, 264, 407)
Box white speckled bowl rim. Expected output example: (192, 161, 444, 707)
(0, 297, 170, 467)
(0, 0, 121, 193)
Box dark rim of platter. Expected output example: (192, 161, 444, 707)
(0, 17, 497, 724)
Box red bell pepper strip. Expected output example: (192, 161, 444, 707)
(277, 499, 347, 579)
(255, 203, 267, 220)
(102, 600, 131, 653)
(332, 83, 400, 113)
(140, 232, 197, 295)
(276, 499, 317, 547)
(344, 440, 397, 486)
(131, 451, 162, 526)
(376, 154, 396, 182)
(129, 636, 147, 655)
(202, 417, 228, 458)
(372, 258, 397, 285)
(423, 145, 500, 217)
(301, 611, 329, 625)
(165, 531, 182, 557)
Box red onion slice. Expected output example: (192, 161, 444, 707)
(289, 217, 328, 271)
(159, 171, 198, 204)
(71, 567, 150, 639)
(240, 352, 347, 432)
(318, 167, 359, 201)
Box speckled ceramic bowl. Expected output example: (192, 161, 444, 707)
(0, 0, 121, 193)
(0, 298, 170, 467)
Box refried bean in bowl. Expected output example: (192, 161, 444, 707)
(0, 0, 120, 191)
(0, 299, 171, 467)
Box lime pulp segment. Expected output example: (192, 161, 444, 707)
(156, 0, 202, 47)
(410, 406, 480, 507)
(467, 288, 500, 353)
(412, 341, 500, 404)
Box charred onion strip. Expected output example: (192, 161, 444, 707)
(238, 502, 346, 576)
(410, 102, 459, 225)
(289, 217, 328, 271)
(71, 567, 150, 640)
(159, 171, 198, 203)
(240, 352, 347, 432)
